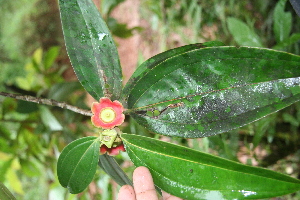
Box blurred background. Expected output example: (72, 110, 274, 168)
(0, 0, 300, 199)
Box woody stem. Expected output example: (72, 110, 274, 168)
(0, 92, 93, 116)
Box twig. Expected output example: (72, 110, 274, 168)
(0, 119, 37, 123)
(0, 92, 93, 116)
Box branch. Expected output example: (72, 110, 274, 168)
(0, 92, 93, 116)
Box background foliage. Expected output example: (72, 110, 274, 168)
(0, 0, 300, 199)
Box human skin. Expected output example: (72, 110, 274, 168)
(118, 166, 183, 200)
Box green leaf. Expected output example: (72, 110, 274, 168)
(0, 124, 12, 141)
(273, 0, 292, 43)
(16, 100, 38, 114)
(0, 182, 16, 200)
(32, 48, 43, 71)
(101, 0, 125, 17)
(252, 114, 277, 149)
(107, 17, 142, 39)
(272, 33, 300, 50)
(57, 136, 100, 194)
(59, 0, 122, 100)
(39, 106, 63, 131)
(0, 159, 13, 182)
(227, 17, 263, 47)
(122, 45, 300, 138)
(99, 154, 133, 186)
(122, 134, 300, 200)
(19, 158, 41, 177)
(6, 165, 23, 195)
(44, 46, 60, 70)
(48, 81, 82, 101)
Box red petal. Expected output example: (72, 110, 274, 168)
(91, 102, 101, 114)
(100, 145, 109, 154)
(99, 98, 113, 107)
(109, 144, 126, 156)
(91, 97, 125, 129)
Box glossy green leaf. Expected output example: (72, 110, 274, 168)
(57, 136, 100, 194)
(122, 134, 300, 200)
(227, 17, 263, 47)
(122, 45, 300, 138)
(274, 0, 292, 43)
(59, 0, 122, 100)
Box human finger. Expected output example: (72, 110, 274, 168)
(162, 190, 183, 200)
(118, 185, 136, 200)
(133, 166, 158, 200)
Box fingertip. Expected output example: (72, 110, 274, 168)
(133, 166, 154, 190)
(118, 185, 136, 200)
(162, 191, 171, 199)
(162, 190, 183, 200)
(134, 166, 150, 176)
(133, 166, 158, 200)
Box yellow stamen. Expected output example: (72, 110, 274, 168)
(100, 108, 116, 123)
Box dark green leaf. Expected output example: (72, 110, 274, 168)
(16, 100, 38, 113)
(48, 81, 82, 101)
(59, 0, 122, 100)
(99, 154, 133, 186)
(274, 0, 292, 43)
(57, 136, 100, 194)
(107, 17, 142, 39)
(122, 134, 300, 200)
(227, 17, 263, 47)
(0, 182, 16, 200)
(122, 45, 300, 138)
(101, 0, 125, 17)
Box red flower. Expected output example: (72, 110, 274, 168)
(100, 144, 126, 156)
(91, 97, 125, 129)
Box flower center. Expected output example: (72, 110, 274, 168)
(99, 107, 116, 123)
